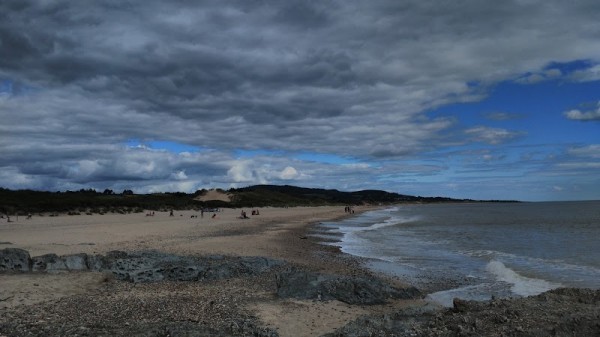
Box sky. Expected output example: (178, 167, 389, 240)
(1, 1, 599, 201)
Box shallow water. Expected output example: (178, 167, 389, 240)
(314, 201, 600, 306)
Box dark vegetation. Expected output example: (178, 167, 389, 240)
(228, 185, 467, 207)
(0, 185, 511, 215)
(0, 188, 197, 215)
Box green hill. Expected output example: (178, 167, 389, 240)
(0, 185, 493, 215)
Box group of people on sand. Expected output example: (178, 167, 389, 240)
(344, 206, 355, 214)
(240, 209, 260, 219)
(143, 209, 219, 219)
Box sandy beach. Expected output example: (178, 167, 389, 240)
(2, 206, 599, 337)
(1, 206, 418, 336)
(1, 207, 361, 257)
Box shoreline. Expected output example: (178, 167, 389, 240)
(1, 206, 599, 336)
(2, 205, 419, 337)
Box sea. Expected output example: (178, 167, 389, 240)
(312, 201, 600, 307)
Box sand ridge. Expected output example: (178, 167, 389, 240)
(193, 189, 232, 202)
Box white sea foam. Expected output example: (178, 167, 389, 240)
(322, 202, 599, 308)
(476, 250, 600, 274)
(360, 215, 420, 232)
(485, 260, 561, 297)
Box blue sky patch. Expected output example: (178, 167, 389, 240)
(126, 140, 201, 153)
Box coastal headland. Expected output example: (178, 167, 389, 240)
(1, 205, 599, 336)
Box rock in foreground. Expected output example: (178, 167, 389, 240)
(276, 269, 422, 305)
(101, 251, 285, 283)
(0, 248, 30, 272)
(323, 287, 600, 337)
(1, 248, 285, 283)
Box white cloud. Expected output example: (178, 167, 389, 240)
(171, 171, 188, 181)
(227, 161, 255, 183)
(464, 126, 525, 145)
(515, 68, 562, 84)
(564, 102, 600, 121)
(0, 1, 599, 199)
(568, 144, 600, 158)
(279, 166, 299, 180)
(569, 64, 600, 82)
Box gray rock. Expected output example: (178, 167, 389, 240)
(163, 265, 204, 281)
(204, 263, 238, 280)
(32, 254, 67, 271)
(129, 268, 166, 283)
(3, 248, 285, 284)
(323, 288, 600, 337)
(93, 251, 284, 283)
(453, 298, 470, 313)
(276, 269, 330, 299)
(321, 305, 437, 337)
(0, 248, 31, 271)
(323, 276, 422, 305)
(240, 256, 285, 273)
(276, 269, 422, 305)
(63, 253, 88, 270)
(86, 254, 105, 270)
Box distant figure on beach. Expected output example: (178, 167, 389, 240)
(211, 213, 216, 218)
(201, 209, 204, 218)
(169, 210, 174, 216)
(240, 210, 249, 219)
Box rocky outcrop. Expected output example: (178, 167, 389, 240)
(63, 253, 88, 270)
(276, 269, 422, 305)
(1, 249, 286, 283)
(321, 305, 437, 337)
(322, 288, 600, 337)
(31, 254, 68, 271)
(89, 251, 286, 283)
(0, 248, 30, 272)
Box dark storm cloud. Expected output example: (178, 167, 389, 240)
(1, 0, 600, 192)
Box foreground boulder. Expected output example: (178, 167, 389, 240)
(89, 251, 286, 283)
(0, 248, 31, 272)
(323, 288, 600, 337)
(31, 254, 68, 271)
(63, 253, 89, 270)
(276, 269, 421, 305)
(2, 248, 286, 284)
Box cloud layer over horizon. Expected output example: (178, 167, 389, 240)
(1, 0, 599, 201)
